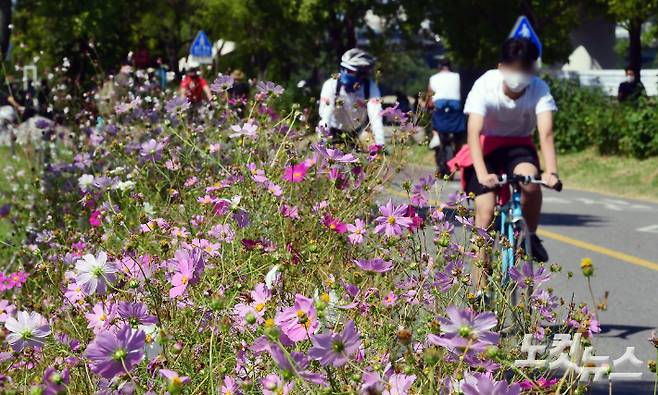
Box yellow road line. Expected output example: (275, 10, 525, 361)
(536, 229, 658, 273)
(383, 186, 658, 273)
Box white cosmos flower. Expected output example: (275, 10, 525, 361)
(78, 174, 94, 192)
(4, 311, 51, 352)
(75, 251, 117, 295)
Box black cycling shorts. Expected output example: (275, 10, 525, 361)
(464, 145, 540, 196)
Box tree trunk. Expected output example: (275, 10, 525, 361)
(0, 0, 11, 59)
(628, 18, 643, 81)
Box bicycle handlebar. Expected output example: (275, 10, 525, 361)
(497, 174, 563, 192)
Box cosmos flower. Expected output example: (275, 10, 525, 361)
(354, 258, 393, 273)
(0, 300, 16, 322)
(383, 374, 416, 395)
(85, 302, 117, 334)
(509, 262, 551, 288)
(168, 248, 205, 298)
(160, 369, 190, 392)
(282, 163, 308, 183)
(74, 251, 117, 295)
(275, 294, 318, 342)
(374, 200, 413, 237)
(261, 374, 293, 395)
(139, 139, 166, 161)
(210, 74, 234, 92)
(229, 122, 258, 139)
(322, 214, 347, 234)
(308, 320, 361, 367)
(117, 302, 157, 327)
(42, 367, 70, 395)
(4, 310, 51, 352)
(346, 219, 366, 244)
(85, 325, 145, 379)
(462, 373, 521, 395)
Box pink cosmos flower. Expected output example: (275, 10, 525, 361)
(382, 291, 397, 307)
(233, 283, 271, 329)
(462, 372, 520, 395)
(221, 375, 240, 395)
(275, 294, 318, 342)
(159, 369, 190, 389)
(267, 182, 283, 197)
(282, 163, 308, 183)
(374, 200, 413, 237)
(247, 163, 269, 184)
(168, 248, 205, 298)
(383, 374, 416, 395)
(322, 214, 347, 234)
(354, 258, 393, 273)
(280, 204, 301, 220)
(64, 282, 85, 304)
(346, 219, 366, 244)
(209, 224, 235, 243)
(0, 300, 16, 322)
(308, 320, 361, 367)
(85, 302, 117, 334)
(261, 374, 293, 395)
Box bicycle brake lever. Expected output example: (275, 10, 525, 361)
(553, 180, 563, 192)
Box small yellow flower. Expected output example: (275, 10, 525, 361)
(580, 258, 594, 277)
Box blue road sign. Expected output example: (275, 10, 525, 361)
(509, 16, 542, 58)
(190, 31, 212, 58)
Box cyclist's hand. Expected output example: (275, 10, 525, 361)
(541, 172, 559, 188)
(477, 173, 499, 189)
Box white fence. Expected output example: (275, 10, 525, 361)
(554, 69, 658, 96)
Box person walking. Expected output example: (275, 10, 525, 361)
(427, 58, 465, 176)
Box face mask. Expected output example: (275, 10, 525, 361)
(503, 71, 532, 93)
(626, 75, 635, 83)
(339, 70, 361, 93)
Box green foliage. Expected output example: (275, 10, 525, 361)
(428, 0, 582, 68)
(548, 76, 658, 158)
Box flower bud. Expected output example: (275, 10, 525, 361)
(580, 258, 594, 277)
(245, 312, 257, 325)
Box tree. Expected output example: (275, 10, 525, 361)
(603, 0, 658, 80)
(426, 0, 584, 68)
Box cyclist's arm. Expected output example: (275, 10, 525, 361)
(203, 85, 212, 101)
(318, 80, 335, 128)
(366, 83, 385, 145)
(537, 111, 558, 177)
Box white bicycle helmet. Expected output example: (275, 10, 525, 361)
(340, 48, 376, 72)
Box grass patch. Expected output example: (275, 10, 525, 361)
(558, 149, 658, 202)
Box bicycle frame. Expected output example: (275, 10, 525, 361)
(500, 184, 530, 283)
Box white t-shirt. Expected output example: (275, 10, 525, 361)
(429, 71, 461, 101)
(463, 69, 557, 137)
(318, 78, 385, 145)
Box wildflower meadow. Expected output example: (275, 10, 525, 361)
(0, 69, 608, 394)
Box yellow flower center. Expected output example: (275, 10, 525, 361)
(181, 275, 189, 284)
(172, 376, 182, 385)
(255, 303, 265, 312)
(293, 171, 301, 178)
(320, 293, 330, 303)
(388, 216, 396, 224)
(329, 223, 336, 230)
(100, 313, 107, 321)
(296, 309, 306, 319)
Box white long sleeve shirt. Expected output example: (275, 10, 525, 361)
(318, 78, 385, 145)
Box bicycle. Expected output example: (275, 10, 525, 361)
(495, 174, 562, 284)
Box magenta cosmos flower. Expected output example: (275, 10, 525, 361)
(282, 163, 308, 183)
(4, 310, 51, 351)
(85, 325, 145, 379)
(308, 320, 361, 367)
(275, 294, 318, 342)
(322, 214, 347, 234)
(374, 200, 413, 237)
(354, 258, 393, 273)
(509, 261, 551, 289)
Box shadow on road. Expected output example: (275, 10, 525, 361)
(598, 324, 655, 340)
(541, 212, 606, 227)
(592, 381, 655, 395)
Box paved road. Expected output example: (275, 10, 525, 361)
(383, 163, 658, 394)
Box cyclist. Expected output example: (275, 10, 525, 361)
(179, 57, 212, 104)
(318, 48, 385, 147)
(449, 38, 560, 286)
(426, 58, 465, 176)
